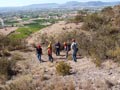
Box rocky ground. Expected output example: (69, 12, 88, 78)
(24, 48, 120, 90)
(0, 21, 120, 90)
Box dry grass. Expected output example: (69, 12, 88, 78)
(56, 61, 71, 76)
(0, 75, 34, 90)
(12, 53, 25, 61)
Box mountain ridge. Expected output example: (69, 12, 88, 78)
(0, 1, 120, 11)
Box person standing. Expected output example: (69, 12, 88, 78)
(48, 41, 52, 51)
(55, 41, 61, 56)
(71, 39, 78, 62)
(48, 46, 53, 62)
(64, 42, 71, 59)
(35, 44, 42, 63)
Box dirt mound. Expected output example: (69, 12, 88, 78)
(26, 21, 89, 45)
(0, 27, 18, 36)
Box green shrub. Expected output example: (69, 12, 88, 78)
(56, 61, 71, 76)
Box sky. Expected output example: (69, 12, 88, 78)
(0, 0, 120, 7)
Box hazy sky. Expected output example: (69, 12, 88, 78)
(0, 0, 120, 7)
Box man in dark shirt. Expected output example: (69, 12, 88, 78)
(36, 44, 42, 63)
(55, 41, 61, 56)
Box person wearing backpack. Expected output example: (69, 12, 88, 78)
(35, 44, 42, 63)
(55, 41, 61, 56)
(71, 39, 78, 62)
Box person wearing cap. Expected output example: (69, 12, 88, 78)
(71, 39, 78, 62)
(35, 44, 42, 63)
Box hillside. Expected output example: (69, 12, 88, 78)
(0, 5, 120, 90)
(0, 20, 120, 90)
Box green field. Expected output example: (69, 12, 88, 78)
(9, 19, 58, 40)
(9, 23, 46, 39)
(33, 19, 58, 24)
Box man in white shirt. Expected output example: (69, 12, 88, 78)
(71, 39, 78, 62)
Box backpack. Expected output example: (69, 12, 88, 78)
(73, 43, 78, 52)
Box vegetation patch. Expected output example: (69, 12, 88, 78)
(56, 61, 71, 76)
(0, 58, 17, 84)
(9, 24, 46, 39)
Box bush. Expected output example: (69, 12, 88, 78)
(1, 50, 11, 57)
(0, 75, 34, 90)
(107, 47, 120, 62)
(75, 6, 120, 65)
(56, 61, 71, 76)
(0, 35, 27, 52)
(0, 58, 17, 83)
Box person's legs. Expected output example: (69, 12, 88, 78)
(56, 49, 58, 56)
(37, 54, 42, 62)
(72, 52, 74, 61)
(48, 55, 51, 61)
(48, 54, 53, 62)
(56, 48, 60, 56)
(72, 51, 77, 62)
(74, 51, 77, 62)
(58, 48, 60, 55)
(51, 55, 53, 62)
(66, 51, 68, 59)
(39, 54, 41, 61)
(37, 54, 39, 60)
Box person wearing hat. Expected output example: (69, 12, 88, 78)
(35, 44, 42, 63)
(48, 41, 52, 51)
(47, 45, 53, 62)
(71, 39, 78, 62)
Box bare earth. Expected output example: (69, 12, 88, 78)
(0, 27, 18, 36)
(1, 21, 120, 90)
(26, 21, 89, 45)
(25, 21, 120, 90)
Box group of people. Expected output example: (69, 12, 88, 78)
(35, 39, 78, 63)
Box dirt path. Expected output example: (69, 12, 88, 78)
(24, 21, 120, 90)
(22, 46, 120, 90)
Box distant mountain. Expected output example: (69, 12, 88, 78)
(61, 1, 120, 8)
(0, 1, 120, 12)
(25, 3, 59, 9)
(23, 1, 120, 9)
(85, 1, 106, 6)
